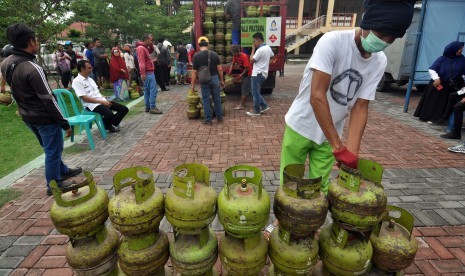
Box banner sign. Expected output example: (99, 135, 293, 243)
(240, 17, 281, 47)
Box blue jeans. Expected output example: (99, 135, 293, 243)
(232, 29, 240, 45)
(26, 123, 69, 190)
(251, 74, 268, 113)
(200, 75, 223, 122)
(144, 72, 158, 109)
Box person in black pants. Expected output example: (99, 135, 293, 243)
(440, 87, 465, 139)
(72, 60, 128, 133)
(156, 38, 170, 91)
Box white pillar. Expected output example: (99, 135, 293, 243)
(295, 0, 305, 55)
(325, 0, 335, 28)
(315, 0, 321, 18)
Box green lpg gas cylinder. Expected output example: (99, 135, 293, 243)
(203, 17, 214, 31)
(218, 165, 270, 238)
(370, 206, 418, 272)
(328, 159, 387, 231)
(205, 7, 215, 18)
(50, 171, 109, 239)
(108, 166, 164, 236)
(118, 230, 169, 276)
(170, 227, 218, 276)
(220, 232, 268, 276)
(319, 223, 373, 276)
(215, 6, 225, 19)
(274, 164, 328, 236)
(165, 164, 217, 234)
(66, 226, 120, 276)
(269, 226, 319, 276)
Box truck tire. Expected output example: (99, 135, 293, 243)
(261, 88, 273, 94)
(376, 73, 389, 92)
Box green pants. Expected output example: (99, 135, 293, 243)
(280, 125, 335, 194)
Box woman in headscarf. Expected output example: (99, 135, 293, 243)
(109, 47, 129, 101)
(414, 41, 465, 122)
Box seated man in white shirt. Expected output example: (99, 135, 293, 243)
(72, 60, 128, 133)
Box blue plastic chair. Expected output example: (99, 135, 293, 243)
(52, 89, 106, 150)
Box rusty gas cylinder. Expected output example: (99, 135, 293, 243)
(274, 164, 328, 236)
(66, 226, 119, 276)
(328, 159, 387, 231)
(319, 223, 373, 276)
(50, 171, 109, 239)
(218, 165, 270, 238)
(118, 230, 169, 276)
(108, 166, 164, 236)
(269, 226, 319, 275)
(170, 227, 218, 275)
(220, 232, 268, 276)
(370, 205, 418, 272)
(165, 163, 217, 234)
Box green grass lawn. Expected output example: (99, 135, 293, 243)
(0, 188, 22, 208)
(0, 89, 141, 179)
(0, 104, 44, 179)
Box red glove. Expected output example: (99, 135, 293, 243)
(333, 147, 358, 169)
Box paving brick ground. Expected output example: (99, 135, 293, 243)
(0, 64, 464, 275)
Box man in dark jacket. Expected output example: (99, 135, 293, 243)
(0, 24, 81, 196)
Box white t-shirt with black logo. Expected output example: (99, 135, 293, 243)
(285, 30, 387, 144)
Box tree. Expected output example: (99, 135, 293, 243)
(69, 0, 192, 45)
(68, 29, 82, 38)
(0, 0, 72, 45)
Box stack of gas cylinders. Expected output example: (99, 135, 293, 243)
(49, 160, 418, 275)
(165, 164, 219, 275)
(320, 159, 418, 275)
(218, 165, 270, 275)
(186, 89, 226, 120)
(49, 171, 119, 275)
(186, 88, 201, 119)
(268, 164, 327, 275)
(108, 166, 167, 275)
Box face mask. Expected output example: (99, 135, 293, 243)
(360, 30, 390, 53)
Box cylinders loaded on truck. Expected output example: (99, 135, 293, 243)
(193, 0, 287, 94)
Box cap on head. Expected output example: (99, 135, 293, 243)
(65, 40, 72, 46)
(198, 36, 209, 45)
(360, 0, 416, 38)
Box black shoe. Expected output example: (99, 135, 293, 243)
(203, 120, 212, 125)
(440, 132, 461, 139)
(218, 118, 223, 123)
(162, 88, 170, 91)
(47, 180, 78, 196)
(145, 108, 150, 112)
(108, 125, 120, 132)
(433, 119, 448, 126)
(60, 167, 82, 181)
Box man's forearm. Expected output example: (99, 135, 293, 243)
(310, 70, 343, 150)
(346, 99, 369, 155)
(81, 95, 106, 105)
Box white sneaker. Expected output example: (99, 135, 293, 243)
(448, 145, 465, 153)
(246, 111, 261, 116)
(260, 106, 270, 113)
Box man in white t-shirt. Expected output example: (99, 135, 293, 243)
(72, 60, 128, 133)
(246, 32, 274, 116)
(280, 0, 416, 194)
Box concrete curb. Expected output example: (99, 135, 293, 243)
(0, 96, 144, 190)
